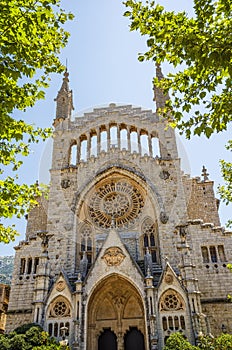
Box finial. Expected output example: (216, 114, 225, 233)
(153, 62, 169, 110)
(201, 165, 209, 182)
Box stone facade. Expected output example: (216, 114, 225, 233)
(0, 284, 10, 334)
(6, 70, 232, 349)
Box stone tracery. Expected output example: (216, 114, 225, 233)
(88, 180, 145, 228)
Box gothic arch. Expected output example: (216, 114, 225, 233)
(159, 288, 189, 345)
(72, 166, 166, 228)
(98, 328, 117, 350)
(86, 274, 147, 350)
(124, 327, 145, 350)
(46, 296, 72, 340)
(78, 221, 94, 263)
(141, 217, 160, 264)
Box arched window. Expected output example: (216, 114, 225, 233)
(201, 246, 209, 263)
(159, 289, 187, 340)
(90, 134, 97, 157)
(70, 143, 77, 165)
(130, 131, 139, 153)
(48, 323, 53, 336)
(218, 245, 226, 262)
(80, 223, 93, 263)
(151, 136, 160, 158)
(100, 130, 107, 152)
(80, 137, 87, 161)
(141, 134, 149, 156)
(54, 323, 58, 337)
(142, 219, 158, 263)
(162, 317, 167, 331)
(120, 128, 128, 150)
(110, 126, 118, 148)
(47, 297, 72, 339)
(210, 246, 217, 262)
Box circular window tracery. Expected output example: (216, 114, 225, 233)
(88, 180, 145, 229)
(160, 290, 184, 311)
(54, 301, 67, 316)
(49, 298, 71, 318)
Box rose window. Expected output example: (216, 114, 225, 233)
(160, 290, 184, 311)
(103, 193, 130, 217)
(54, 301, 67, 316)
(88, 181, 145, 228)
(50, 299, 71, 318)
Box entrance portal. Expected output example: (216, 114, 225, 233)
(87, 275, 146, 350)
(98, 329, 117, 350)
(124, 327, 145, 350)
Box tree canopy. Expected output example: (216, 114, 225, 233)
(162, 332, 232, 350)
(124, 0, 232, 221)
(0, 325, 69, 349)
(0, 0, 74, 243)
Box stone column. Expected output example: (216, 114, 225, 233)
(177, 225, 208, 340)
(148, 134, 153, 157)
(33, 232, 53, 325)
(97, 128, 101, 155)
(127, 126, 131, 153)
(73, 275, 82, 349)
(145, 272, 158, 349)
(117, 125, 121, 149)
(137, 129, 141, 155)
(76, 138, 81, 164)
(87, 134, 91, 160)
(107, 126, 110, 151)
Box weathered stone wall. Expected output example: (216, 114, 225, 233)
(202, 302, 232, 335)
(182, 175, 220, 226)
(25, 195, 48, 240)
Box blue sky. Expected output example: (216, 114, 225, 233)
(1, 0, 231, 256)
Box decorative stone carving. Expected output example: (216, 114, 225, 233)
(160, 290, 184, 311)
(164, 274, 174, 285)
(56, 280, 65, 292)
(102, 247, 125, 266)
(37, 231, 53, 253)
(159, 170, 170, 180)
(61, 179, 71, 189)
(160, 211, 169, 224)
(88, 180, 145, 228)
(64, 223, 73, 231)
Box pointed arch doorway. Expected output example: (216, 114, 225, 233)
(87, 274, 147, 350)
(98, 329, 117, 350)
(124, 327, 145, 350)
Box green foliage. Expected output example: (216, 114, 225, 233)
(198, 334, 232, 350)
(163, 333, 232, 350)
(213, 333, 232, 350)
(0, 335, 10, 350)
(124, 0, 232, 226)
(218, 141, 232, 226)
(124, 0, 232, 138)
(0, 0, 74, 243)
(0, 326, 66, 350)
(14, 323, 43, 335)
(163, 332, 198, 350)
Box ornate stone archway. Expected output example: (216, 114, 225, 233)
(87, 275, 146, 350)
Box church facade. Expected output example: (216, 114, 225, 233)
(6, 69, 232, 350)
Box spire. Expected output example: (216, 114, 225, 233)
(54, 69, 74, 122)
(153, 63, 169, 111)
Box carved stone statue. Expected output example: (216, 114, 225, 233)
(144, 247, 153, 276)
(80, 252, 88, 279)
